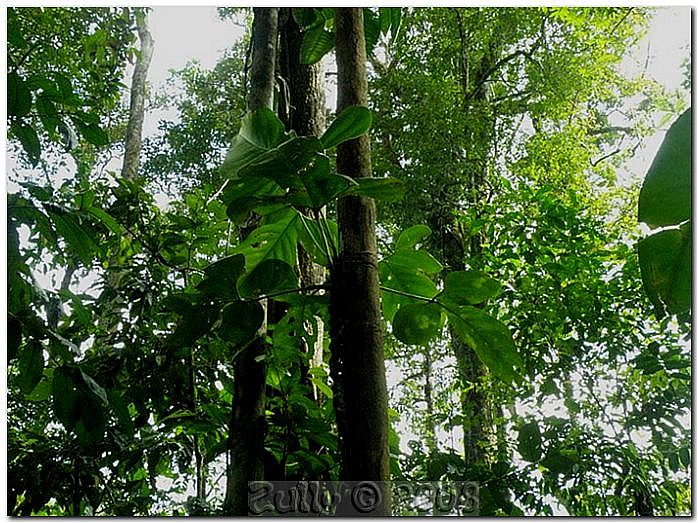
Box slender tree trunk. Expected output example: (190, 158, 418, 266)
(121, 9, 154, 181)
(223, 7, 278, 516)
(329, 7, 391, 515)
(448, 9, 498, 466)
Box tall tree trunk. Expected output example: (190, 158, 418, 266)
(278, 8, 327, 403)
(121, 8, 154, 181)
(448, 9, 498, 466)
(329, 7, 391, 515)
(223, 7, 278, 516)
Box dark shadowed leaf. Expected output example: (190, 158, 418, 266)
(238, 259, 298, 298)
(218, 301, 264, 345)
(518, 422, 543, 462)
(198, 254, 245, 301)
(8, 72, 32, 118)
(8, 314, 22, 362)
(638, 221, 691, 317)
(18, 342, 44, 394)
(52, 366, 81, 430)
(638, 108, 691, 228)
(10, 121, 41, 166)
(392, 302, 442, 345)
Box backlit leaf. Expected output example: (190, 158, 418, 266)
(321, 106, 372, 149)
(392, 302, 442, 345)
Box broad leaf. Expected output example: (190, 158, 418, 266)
(392, 302, 442, 345)
(239, 259, 298, 298)
(395, 224, 432, 251)
(79, 369, 108, 405)
(18, 342, 44, 394)
(220, 134, 265, 179)
(239, 107, 286, 149)
(236, 209, 303, 272)
(448, 306, 522, 385)
(52, 366, 81, 430)
(8, 314, 22, 362)
(218, 301, 265, 345)
(72, 118, 109, 146)
(638, 221, 691, 317)
(240, 136, 323, 189)
(517, 422, 543, 462)
(300, 25, 334, 65)
(638, 108, 691, 228)
(198, 254, 245, 301)
(380, 257, 439, 322)
(442, 270, 503, 306)
(300, 154, 353, 209)
(345, 177, 406, 201)
(8, 72, 32, 118)
(321, 106, 373, 149)
(10, 121, 41, 166)
(46, 206, 100, 265)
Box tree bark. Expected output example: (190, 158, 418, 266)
(223, 7, 278, 516)
(121, 8, 154, 181)
(279, 8, 327, 404)
(329, 7, 391, 515)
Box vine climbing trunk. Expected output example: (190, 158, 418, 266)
(329, 7, 391, 515)
(223, 7, 278, 516)
(278, 8, 327, 404)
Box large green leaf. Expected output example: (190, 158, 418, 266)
(380, 256, 439, 322)
(392, 302, 442, 345)
(240, 137, 323, 189)
(448, 306, 522, 385)
(517, 422, 543, 462)
(17, 342, 44, 394)
(395, 224, 432, 252)
(223, 177, 281, 224)
(299, 155, 353, 209)
(345, 177, 406, 202)
(198, 254, 246, 301)
(238, 259, 298, 298)
(220, 134, 265, 179)
(46, 206, 100, 265)
(442, 270, 503, 306)
(321, 106, 373, 149)
(218, 301, 265, 345)
(239, 107, 286, 149)
(8, 314, 22, 362)
(236, 209, 303, 272)
(300, 25, 334, 65)
(638, 221, 691, 317)
(72, 118, 109, 146)
(638, 108, 691, 228)
(10, 121, 41, 166)
(36, 95, 61, 133)
(52, 366, 81, 430)
(8, 72, 32, 118)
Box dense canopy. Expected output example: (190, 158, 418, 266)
(6, 6, 691, 516)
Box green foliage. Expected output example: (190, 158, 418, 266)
(392, 303, 442, 345)
(637, 108, 691, 317)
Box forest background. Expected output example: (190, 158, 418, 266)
(4, 4, 692, 516)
